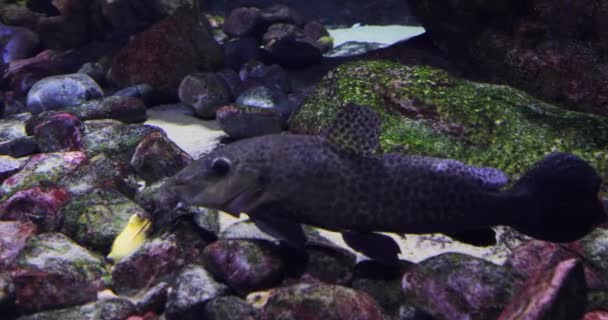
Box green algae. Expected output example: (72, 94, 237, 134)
(290, 60, 608, 181)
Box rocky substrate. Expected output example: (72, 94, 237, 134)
(1, 1, 608, 320)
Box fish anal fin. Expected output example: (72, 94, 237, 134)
(342, 231, 401, 265)
(443, 228, 497, 247)
(321, 103, 381, 156)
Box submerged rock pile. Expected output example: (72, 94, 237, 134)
(0, 1, 607, 319)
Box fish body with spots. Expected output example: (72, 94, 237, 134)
(156, 104, 605, 263)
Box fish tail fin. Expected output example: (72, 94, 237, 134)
(508, 152, 605, 242)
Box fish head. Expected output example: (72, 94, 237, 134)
(156, 138, 273, 216)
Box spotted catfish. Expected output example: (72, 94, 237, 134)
(155, 103, 605, 263)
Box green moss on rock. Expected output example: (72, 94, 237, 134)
(290, 60, 608, 181)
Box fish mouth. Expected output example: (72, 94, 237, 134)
(222, 187, 265, 216)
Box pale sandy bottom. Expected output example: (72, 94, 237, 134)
(144, 26, 520, 263)
(327, 25, 426, 47)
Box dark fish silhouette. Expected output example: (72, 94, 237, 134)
(156, 103, 605, 263)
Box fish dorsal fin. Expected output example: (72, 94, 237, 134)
(321, 103, 381, 155)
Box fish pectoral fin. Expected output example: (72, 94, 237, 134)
(252, 217, 307, 248)
(342, 231, 401, 265)
(443, 228, 497, 247)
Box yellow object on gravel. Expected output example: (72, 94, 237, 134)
(107, 213, 151, 262)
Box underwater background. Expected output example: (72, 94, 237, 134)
(1, 0, 608, 319)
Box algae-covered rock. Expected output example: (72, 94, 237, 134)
(401, 253, 525, 320)
(290, 61, 608, 181)
(12, 233, 109, 313)
(0, 221, 37, 270)
(498, 259, 586, 320)
(110, 222, 209, 295)
(202, 239, 284, 295)
(164, 265, 229, 320)
(16, 297, 136, 320)
(0, 151, 86, 200)
(203, 296, 258, 320)
(61, 188, 146, 252)
(83, 120, 161, 164)
(252, 282, 386, 320)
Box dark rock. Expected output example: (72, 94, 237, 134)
(584, 311, 608, 320)
(401, 253, 525, 320)
(220, 219, 279, 243)
(77, 62, 108, 85)
(0, 272, 15, 315)
(203, 0, 417, 26)
(112, 84, 155, 107)
(0, 23, 40, 64)
(409, 0, 608, 116)
(61, 188, 145, 252)
(0, 151, 86, 200)
(203, 239, 284, 295)
(191, 208, 220, 237)
(222, 7, 264, 38)
(0, 4, 42, 29)
(64, 96, 147, 123)
(0, 186, 70, 232)
(130, 282, 168, 315)
(254, 282, 386, 320)
(0, 156, 26, 183)
(111, 222, 209, 295)
(498, 259, 586, 320)
(567, 228, 608, 280)
(177, 72, 233, 119)
(34, 0, 92, 49)
(12, 232, 108, 313)
(352, 260, 413, 316)
(130, 131, 192, 183)
(281, 241, 356, 286)
(25, 74, 104, 114)
(216, 104, 284, 139)
(261, 23, 301, 46)
(215, 69, 241, 97)
(259, 4, 307, 27)
(4, 44, 118, 96)
(235, 85, 291, 119)
(26, 0, 61, 16)
(0, 117, 28, 143)
(110, 7, 223, 99)
(506, 240, 606, 290)
(302, 20, 332, 52)
(30, 112, 85, 153)
(0, 93, 27, 118)
(0, 136, 39, 158)
(261, 38, 322, 68)
(238, 61, 290, 93)
(165, 265, 229, 320)
(16, 297, 137, 320)
(222, 37, 261, 71)
(0, 221, 37, 271)
(203, 296, 257, 320)
(95, 0, 197, 41)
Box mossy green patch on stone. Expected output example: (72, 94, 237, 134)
(61, 189, 143, 252)
(290, 60, 608, 182)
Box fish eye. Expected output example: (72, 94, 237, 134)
(210, 157, 231, 176)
